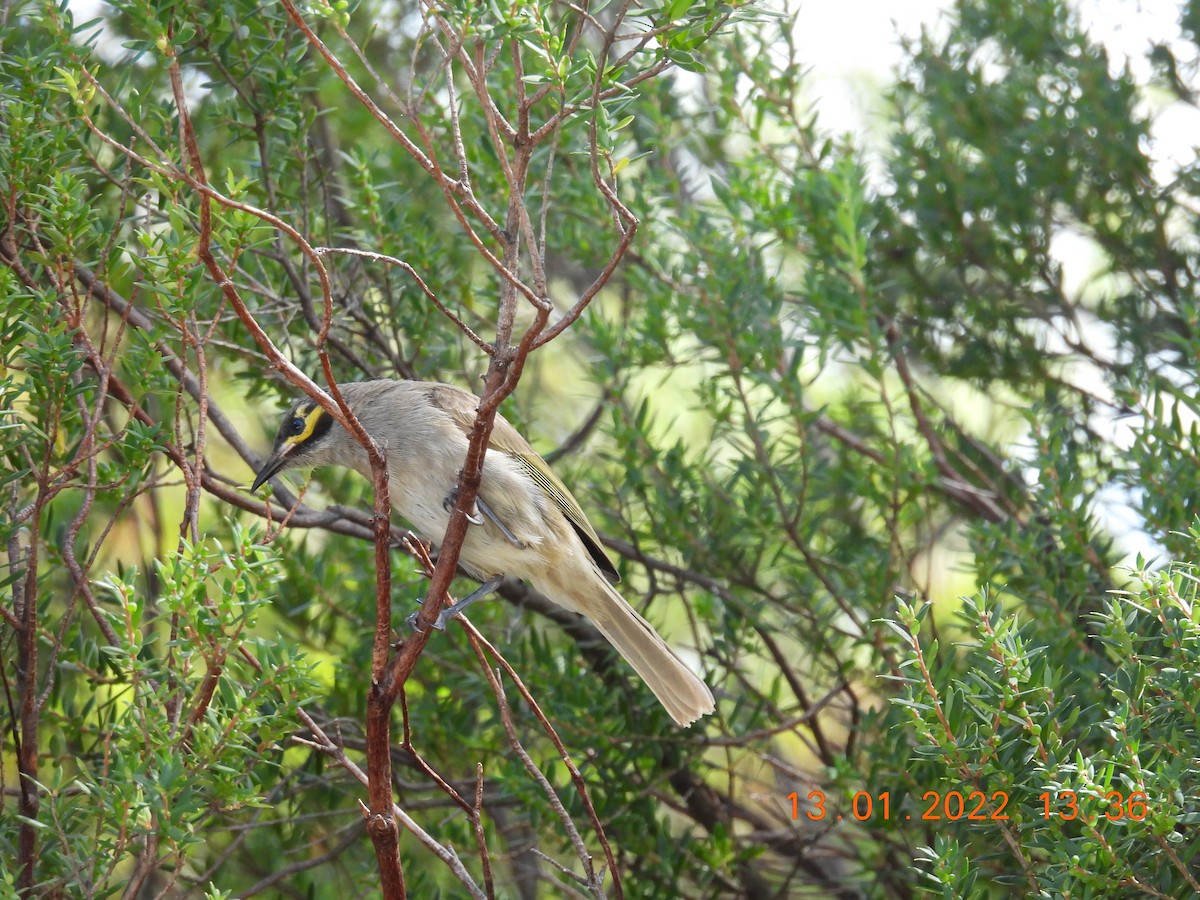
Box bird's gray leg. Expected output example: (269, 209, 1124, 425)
(474, 497, 528, 549)
(406, 574, 506, 632)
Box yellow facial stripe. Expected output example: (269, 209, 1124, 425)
(284, 405, 326, 447)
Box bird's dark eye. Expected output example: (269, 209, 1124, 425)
(288, 416, 307, 437)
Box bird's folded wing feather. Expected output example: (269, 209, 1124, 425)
(428, 383, 621, 585)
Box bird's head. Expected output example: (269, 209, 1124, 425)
(250, 398, 339, 492)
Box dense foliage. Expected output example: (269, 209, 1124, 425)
(2, 0, 1198, 895)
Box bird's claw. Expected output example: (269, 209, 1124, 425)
(406, 605, 448, 633)
(443, 487, 484, 526)
(407, 576, 505, 635)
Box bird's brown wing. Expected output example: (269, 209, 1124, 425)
(426, 383, 621, 585)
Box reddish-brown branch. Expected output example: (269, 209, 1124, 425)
(12, 382, 69, 892)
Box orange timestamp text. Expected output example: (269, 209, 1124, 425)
(786, 789, 1149, 823)
(1038, 790, 1148, 822)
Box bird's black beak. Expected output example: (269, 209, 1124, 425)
(250, 446, 292, 494)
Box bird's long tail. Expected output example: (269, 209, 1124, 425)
(579, 580, 715, 726)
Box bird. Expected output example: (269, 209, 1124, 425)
(251, 379, 715, 726)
